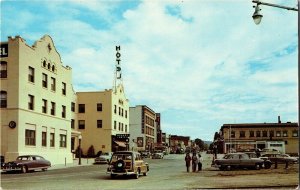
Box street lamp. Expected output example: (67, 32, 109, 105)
(78, 134, 82, 165)
(251, 0, 299, 136)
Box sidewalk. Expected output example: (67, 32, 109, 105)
(49, 158, 94, 170)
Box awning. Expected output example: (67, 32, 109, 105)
(114, 141, 126, 147)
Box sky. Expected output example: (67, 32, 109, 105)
(1, 0, 298, 141)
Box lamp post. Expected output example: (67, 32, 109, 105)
(78, 134, 82, 165)
(252, 0, 299, 132)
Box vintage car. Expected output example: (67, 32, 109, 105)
(213, 153, 269, 170)
(94, 152, 113, 164)
(152, 150, 164, 159)
(139, 151, 151, 158)
(1, 155, 51, 173)
(107, 151, 149, 179)
(260, 153, 298, 164)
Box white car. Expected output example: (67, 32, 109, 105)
(94, 152, 113, 164)
(152, 151, 164, 159)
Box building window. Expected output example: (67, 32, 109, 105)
(276, 131, 281, 137)
(60, 134, 67, 148)
(0, 61, 7, 78)
(283, 130, 288, 137)
(78, 120, 85, 129)
(125, 110, 127, 118)
(71, 102, 75, 112)
(51, 102, 55, 115)
(28, 66, 34, 82)
(42, 73, 48, 88)
(78, 104, 85, 113)
(269, 131, 274, 138)
(42, 99, 47, 113)
(114, 105, 117, 114)
(262, 131, 268, 137)
(97, 120, 102, 128)
(119, 107, 121, 115)
(125, 125, 127, 133)
(114, 121, 116, 130)
(62, 105, 66, 118)
(28, 95, 34, 110)
(51, 77, 56, 91)
(292, 130, 298, 137)
(256, 131, 261, 137)
(249, 131, 254, 137)
(97, 103, 102, 111)
(230, 131, 235, 138)
(62, 82, 66, 95)
(42, 131, 47, 147)
(50, 133, 55, 147)
(25, 129, 35, 146)
(118, 122, 121, 131)
(239, 131, 245, 138)
(71, 119, 75, 129)
(0, 91, 7, 108)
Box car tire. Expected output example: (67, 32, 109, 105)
(42, 168, 47, 171)
(226, 165, 231, 171)
(255, 163, 261, 170)
(264, 161, 272, 169)
(110, 174, 116, 179)
(21, 165, 27, 173)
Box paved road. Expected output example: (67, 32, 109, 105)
(1, 153, 298, 189)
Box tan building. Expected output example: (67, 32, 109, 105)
(129, 105, 157, 152)
(220, 119, 298, 154)
(76, 84, 129, 155)
(0, 35, 77, 164)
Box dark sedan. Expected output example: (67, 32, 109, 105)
(213, 153, 269, 170)
(1, 155, 51, 173)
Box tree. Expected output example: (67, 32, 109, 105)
(87, 145, 95, 158)
(194, 138, 205, 150)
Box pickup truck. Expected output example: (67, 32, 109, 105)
(214, 153, 271, 170)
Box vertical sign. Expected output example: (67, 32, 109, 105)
(116, 46, 122, 79)
(0, 44, 8, 57)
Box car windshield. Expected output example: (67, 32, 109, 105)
(17, 156, 30, 160)
(112, 154, 132, 160)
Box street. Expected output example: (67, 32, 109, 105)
(1, 153, 298, 189)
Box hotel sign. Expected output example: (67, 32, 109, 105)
(0, 44, 8, 57)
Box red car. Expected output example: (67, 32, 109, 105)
(1, 155, 51, 173)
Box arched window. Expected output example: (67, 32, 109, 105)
(0, 61, 7, 78)
(43, 60, 46, 67)
(0, 91, 7, 108)
(51, 65, 55, 72)
(47, 63, 51, 70)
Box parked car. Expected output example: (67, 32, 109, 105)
(213, 153, 269, 170)
(260, 153, 298, 164)
(139, 151, 150, 158)
(94, 152, 113, 164)
(152, 150, 164, 159)
(1, 155, 51, 173)
(261, 148, 280, 154)
(107, 151, 149, 179)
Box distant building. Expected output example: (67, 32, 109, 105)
(169, 135, 191, 153)
(129, 105, 157, 152)
(0, 35, 75, 164)
(220, 117, 298, 154)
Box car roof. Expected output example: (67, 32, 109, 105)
(18, 155, 43, 157)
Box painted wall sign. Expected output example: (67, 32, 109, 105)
(0, 44, 8, 57)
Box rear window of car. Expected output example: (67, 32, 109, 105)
(112, 154, 132, 160)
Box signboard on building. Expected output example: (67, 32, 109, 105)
(0, 44, 8, 57)
(137, 137, 143, 147)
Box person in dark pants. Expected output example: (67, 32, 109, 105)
(192, 153, 199, 172)
(185, 153, 192, 172)
(198, 153, 202, 171)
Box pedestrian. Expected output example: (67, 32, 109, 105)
(192, 153, 199, 172)
(185, 153, 192, 172)
(198, 153, 203, 171)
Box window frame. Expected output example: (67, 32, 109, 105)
(25, 129, 36, 146)
(78, 120, 85, 129)
(97, 120, 103, 128)
(28, 66, 35, 82)
(0, 91, 7, 108)
(42, 131, 47, 147)
(42, 73, 48, 88)
(0, 61, 7, 78)
(59, 134, 67, 148)
(28, 94, 34, 110)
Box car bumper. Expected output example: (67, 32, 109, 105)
(107, 171, 136, 175)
